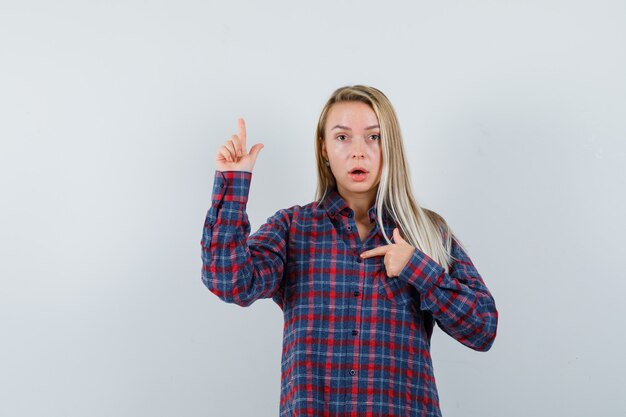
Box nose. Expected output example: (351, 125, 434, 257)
(351, 139, 365, 159)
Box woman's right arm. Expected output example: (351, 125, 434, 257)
(200, 170, 290, 307)
(200, 118, 289, 307)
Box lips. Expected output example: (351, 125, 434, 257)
(349, 167, 369, 174)
(348, 168, 369, 182)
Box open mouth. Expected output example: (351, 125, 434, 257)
(348, 168, 369, 181)
(349, 168, 369, 175)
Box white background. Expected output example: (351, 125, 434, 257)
(1, 1, 625, 416)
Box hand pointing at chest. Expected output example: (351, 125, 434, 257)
(360, 228, 416, 278)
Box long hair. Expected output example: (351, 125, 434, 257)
(314, 85, 464, 272)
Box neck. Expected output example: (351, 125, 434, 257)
(337, 185, 377, 222)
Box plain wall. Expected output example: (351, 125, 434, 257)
(1, 1, 625, 416)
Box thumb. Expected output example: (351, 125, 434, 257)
(393, 227, 406, 243)
(248, 143, 264, 159)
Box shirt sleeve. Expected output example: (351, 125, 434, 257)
(397, 236, 498, 351)
(200, 170, 290, 307)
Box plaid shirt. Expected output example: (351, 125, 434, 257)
(201, 170, 498, 417)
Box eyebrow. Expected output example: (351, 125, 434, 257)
(331, 124, 380, 130)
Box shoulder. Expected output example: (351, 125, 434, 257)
(421, 207, 468, 258)
(423, 208, 471, 262)
(422, 207, 451, 239)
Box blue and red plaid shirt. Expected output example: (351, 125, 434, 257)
(201, 170, 498, 417)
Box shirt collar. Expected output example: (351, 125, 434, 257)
(322, 188, 393, 224)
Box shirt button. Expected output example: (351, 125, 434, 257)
(347, 226, 352, 230)
(353, 290, 359, 297)
(220, 183, 224, 188)
(348, 212, 353, 218)
(356, 257, 362, 263)
(349, 370, 356, 376)
(352, 330, 358, 336)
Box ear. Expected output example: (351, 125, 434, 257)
(321, 139, 327, 159)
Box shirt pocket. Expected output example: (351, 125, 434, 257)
(378, 276, 413, 307)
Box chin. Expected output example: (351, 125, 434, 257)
(342, 183, 376, 193)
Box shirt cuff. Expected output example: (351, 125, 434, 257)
(397, 248, 446, 293)
(211, 170, 252, 204)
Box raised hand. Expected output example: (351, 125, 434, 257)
(215, 118, 264, 172)
(360, 228, 416, 277)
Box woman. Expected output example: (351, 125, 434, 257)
(201, 85, 498, 416)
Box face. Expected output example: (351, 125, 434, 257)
(322, 101, 382, 202)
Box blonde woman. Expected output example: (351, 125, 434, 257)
(201, 85, 498, 416)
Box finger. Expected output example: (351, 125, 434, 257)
(360, 245, 391, 258)
(393, 228, 406, 243)
(249, 143, 264, 159)
(218, 146, 233, 162)
(229, 134, 243, 158)
(225, 138, 238, 160)
(238, 118, 247, 152)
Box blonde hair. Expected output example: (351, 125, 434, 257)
(314, 85, 464, 272)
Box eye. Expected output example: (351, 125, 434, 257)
(336, 134, 348, 141)
(370, 134, 381, 141)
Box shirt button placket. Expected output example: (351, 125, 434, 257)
(349, 241, 364, 391)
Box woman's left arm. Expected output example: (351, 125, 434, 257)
(400, 236, 498, 352)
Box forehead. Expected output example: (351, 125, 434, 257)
(325, 101, 379, 129)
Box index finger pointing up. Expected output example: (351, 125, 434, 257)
(238, 117, 247, 150)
